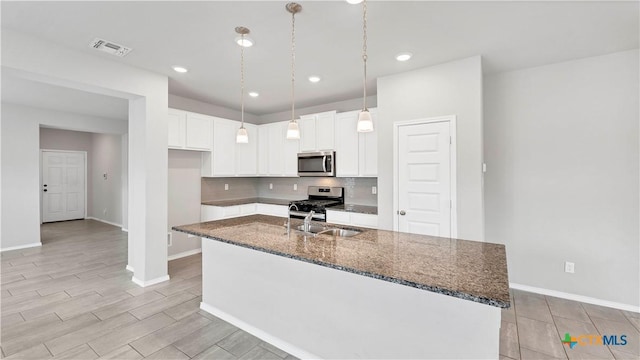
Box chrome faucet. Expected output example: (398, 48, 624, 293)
(287, 203, 299, 234)
(304, 210, 315, 233)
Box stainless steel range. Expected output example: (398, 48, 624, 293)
(288, 186, 344, 222)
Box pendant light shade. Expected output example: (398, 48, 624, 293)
(236, 126, 249, 143)
(236, 26, 250, 144)
(286, 121, 300, 139)
(357, 110, 373, 132)
(357, 0, 374, 133)
(286, 3, 302, 140)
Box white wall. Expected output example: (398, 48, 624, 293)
(91, 133, 123, 226)
(168, 150, 202, 257)
(484, 49, 639, 307)
(258, 95, 377, 125)
(377, 56, 484, 240)
(1, 104, 127, 250)
(169, 94, 260, 125)
(2, 28, 168, 284)
(1, 106, 41, 249)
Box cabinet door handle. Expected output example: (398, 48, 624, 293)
(43, 189, 48, 192)
(399, 210, 406, 216)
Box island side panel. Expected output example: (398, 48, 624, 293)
(201, 238, 501, 359)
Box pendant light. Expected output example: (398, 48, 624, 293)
(357, 0, 374, 133)
(236, 26, 250, 143)
(286, 3, 302, 140)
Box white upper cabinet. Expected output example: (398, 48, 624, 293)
(267, 122, 284, 176)
(186, 113, 214, 150)
(212, 118, 237, 176)
(168, 109, 186, 149)
(256, 121, 299, 177)
(334, 108, 378, 177)
(168, 108, 212, 151)
(202, 118, 258, 177)
(257, 125, 269, 176)
(299, 111, 336, 152)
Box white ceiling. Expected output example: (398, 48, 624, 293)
(1, 1, 638, 116)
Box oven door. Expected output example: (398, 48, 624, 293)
(297, 151, 335, 177)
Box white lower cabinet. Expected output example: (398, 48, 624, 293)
(202, 203, 287, 221)
(256, 203, 289, 217)
(326, 210, 378, 229)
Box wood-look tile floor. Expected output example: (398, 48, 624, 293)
(1, 220, 638, 359)
(1, 220, 296, 360)
(500, 289, 640, 359)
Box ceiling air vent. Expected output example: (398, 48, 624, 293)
(88, 38, 132, 57)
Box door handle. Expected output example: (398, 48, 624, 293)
(399, 210, 406, 216)
(322, 156, 327, 172)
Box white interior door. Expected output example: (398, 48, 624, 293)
(42, 151, 86, 223)
(397, 121, 452, 237)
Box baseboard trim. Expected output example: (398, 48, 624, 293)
(86, 216, 123, 229)
(125, 265, 134, 272)
(200, 302, 319, 359)
(0, 242, 42, 252)
(132, 274, 170, 287)
(167, 248, 202, 261)
(510, 283, 640, 313)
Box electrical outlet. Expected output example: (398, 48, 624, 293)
(564, 261, 575, 273)
(372, 186, 377, 195)
(293, 184, 298, 191)
(224, 184, 229, 191)
(167, 232, 172, 247)
(482, 163, 487, 173)
(269, 183, 273, 190)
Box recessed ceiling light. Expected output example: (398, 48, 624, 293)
(235, 36, 254, 47)
(308, 76, 321, 83)
(248, 92, 259, 97)
(346, 0, 363, 4)
(395, 52, 413, 62)
(172, 66, 188, 73)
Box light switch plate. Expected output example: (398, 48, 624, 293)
(372, 186, 377, 195)
(224, 184, 229, 191)
(293, 184, 298, 191)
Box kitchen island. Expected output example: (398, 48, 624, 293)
(173, 215, 509, 359)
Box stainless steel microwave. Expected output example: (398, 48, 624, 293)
(297, 151, 335, 177)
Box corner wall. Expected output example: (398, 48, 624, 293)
(377, 56, 484, 240)
(484, 49, 639, 307)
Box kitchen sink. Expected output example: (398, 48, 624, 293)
(294, 224, 361, 238)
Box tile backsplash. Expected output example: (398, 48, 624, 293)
(201, 177, 377, 206)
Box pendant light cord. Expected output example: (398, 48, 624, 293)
(240, 34, 245, 129)
(291, 10, 296, 122)
(362, 0, 368, 111)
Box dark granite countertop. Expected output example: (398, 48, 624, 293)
(173, 215, 510, 308)
(202, 198, 378, 215)
(328, 204, 378, 215)
(201, 197, 298, 207)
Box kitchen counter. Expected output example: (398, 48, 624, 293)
(174, 214, 508, 358)
(328, 203, 378, 215)
(173, 214, 509, 308)
(201, 197, 298, 207)
(202, 197, 378, 215)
